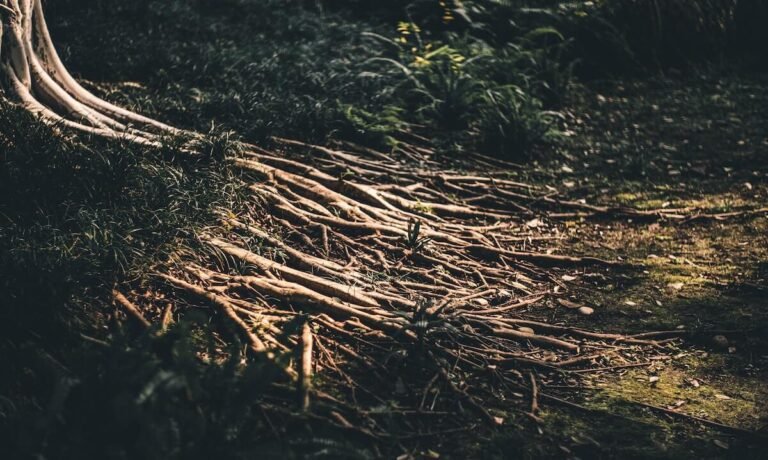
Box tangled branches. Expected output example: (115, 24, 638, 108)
(0, 0, 685, 437)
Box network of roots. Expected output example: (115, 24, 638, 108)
(1, 0, 682, 429)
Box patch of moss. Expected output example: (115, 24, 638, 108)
(590, 360, 765, 430)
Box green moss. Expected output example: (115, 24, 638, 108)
(614, 192, 640, 204)
(591, 361, 765, 430)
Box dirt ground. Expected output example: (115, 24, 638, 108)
(467, 75, 768, 459)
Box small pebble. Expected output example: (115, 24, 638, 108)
(712, 335, 729, 349)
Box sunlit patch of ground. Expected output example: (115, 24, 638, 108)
(590, 356, 766, 430)
(512, 75, 768, 458)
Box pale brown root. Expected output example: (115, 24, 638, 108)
(30, 0, 182, 135)
(529, 371, 540, 416)
(208, 237, 384, 310)
(160, 303, 174, 331)
(491, 326, 580, 352)
(113, 289, 151, 328)
(299, 322, 313, 412)
(160, 274, 269, 355)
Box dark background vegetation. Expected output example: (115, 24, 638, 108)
(1, 0, 767, 458)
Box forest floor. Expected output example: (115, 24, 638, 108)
(473, 75, 768, 459)
(1, 3, 767, 459)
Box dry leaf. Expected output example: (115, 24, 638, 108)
(557, 298, 583, 310)
(525, 218, 544, 228)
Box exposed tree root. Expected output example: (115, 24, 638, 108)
(1, 0, 719, 436)
(112, 289, 151, 329)
(298, 321, 314, 412)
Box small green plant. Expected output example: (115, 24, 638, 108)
(198, 122, 243, 161)
(409, 298, 442, 344)
(371, 23, 489, 133)
(402, 218, 431, 252)
(341, 104, 408, 146)
(392, 298, 454, 350)
(413, 50, 483, 131)
(476, 84, 556, 158)
(356, 7, 569, 158)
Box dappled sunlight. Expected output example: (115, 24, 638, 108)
(1, 1, 766, 458)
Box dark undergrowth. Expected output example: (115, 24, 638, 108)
(0, 100, 284, 458)
(46, 0, 572, 159)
